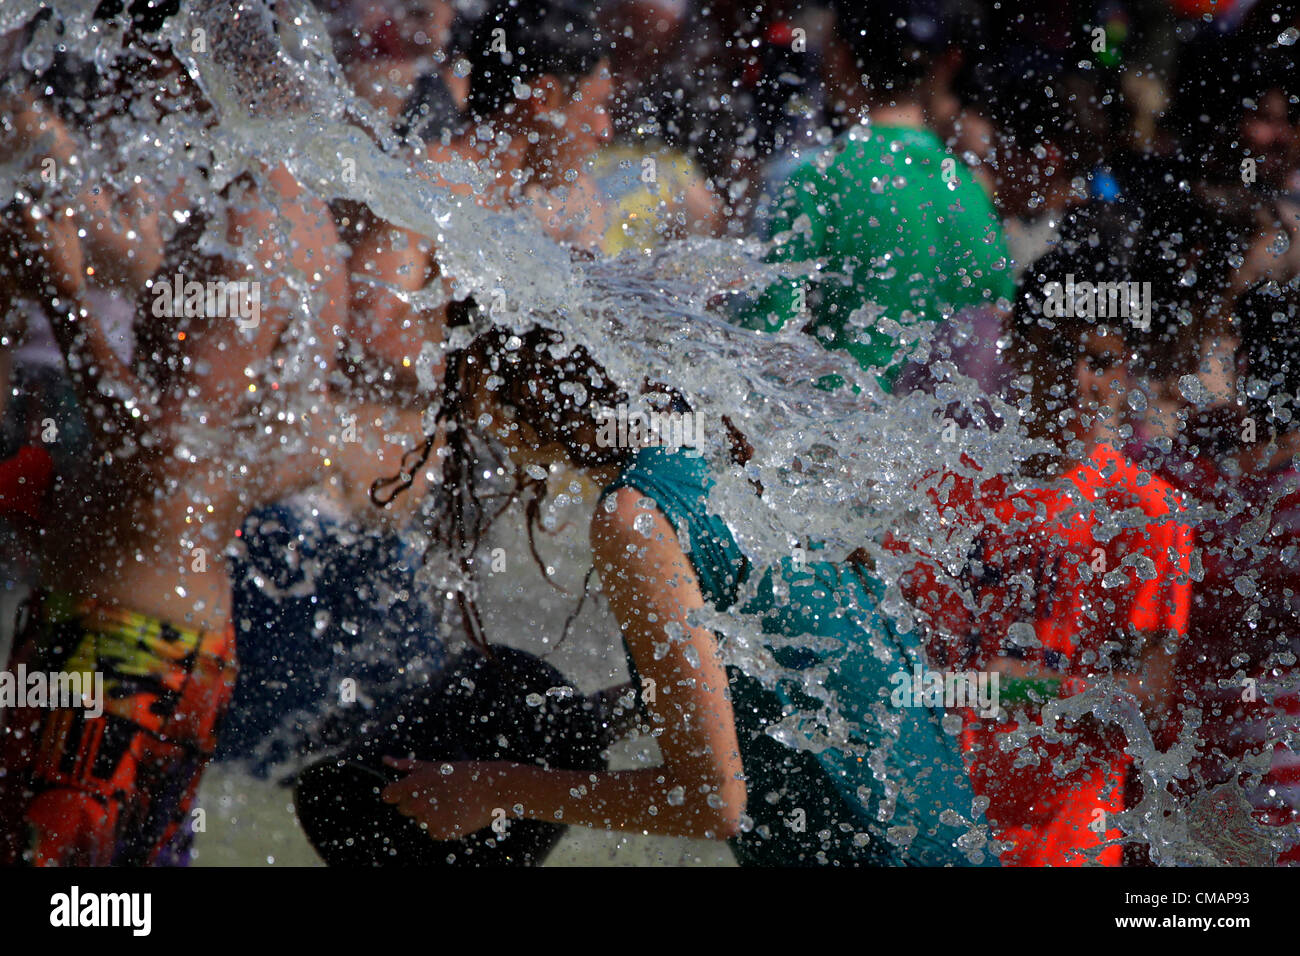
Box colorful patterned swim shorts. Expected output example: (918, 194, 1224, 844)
(0, 591, 236, 866)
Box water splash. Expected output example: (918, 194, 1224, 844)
(6, 0, 1294, 865)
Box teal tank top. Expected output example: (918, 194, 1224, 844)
(603, 445, 991, 866)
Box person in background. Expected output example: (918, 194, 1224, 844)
(1156, 281, 1300, 864)
(590, 0, 720, 254)
(327, 0, 467, 135)
(738, 0, 1014, 391)
(896, 221, 1194, 865)
(0, 0, 349, 865)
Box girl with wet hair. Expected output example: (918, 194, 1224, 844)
(298, 312, 990, 867)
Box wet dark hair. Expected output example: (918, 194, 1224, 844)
(464, 0, 608, 122)
(93, 0, 182, 33)
(373, 306, 753, 654)
(29, 1, 192, 128)
(372, 314, 630, 653)
(1236, 280, 1300, 433)
(829, 0, 950, 97)
(1011, 204, 1186, 449)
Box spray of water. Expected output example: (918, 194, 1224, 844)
(6, 0, 1293, 864)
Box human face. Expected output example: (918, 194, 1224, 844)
(1073, 329, 1133, 447)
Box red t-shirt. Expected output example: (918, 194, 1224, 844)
(896, 444, 1192, 865)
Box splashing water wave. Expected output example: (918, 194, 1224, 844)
(7, 0, 1291, 864)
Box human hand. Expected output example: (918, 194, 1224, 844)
(380, 758, 505, 840)
(524, 173, 609, 252)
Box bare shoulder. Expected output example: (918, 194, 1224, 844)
(592, 486, 662, 540)
(591, 486, 689, 571)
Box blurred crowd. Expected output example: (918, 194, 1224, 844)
(1, 0, 1299, 867)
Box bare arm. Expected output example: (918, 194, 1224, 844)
(3, 94, 164, 286)
(0, 94, 166, 448)
(382, 486, 746, 840)
(991, 628, 1179, 729)
(683, 175, 722, 238)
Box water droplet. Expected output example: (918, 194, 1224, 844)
(666, 786, 686, 806)
(1130, 554, 1158, 582)
(1007, 621, 1040, 648)
(886, 825, 917, 847)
